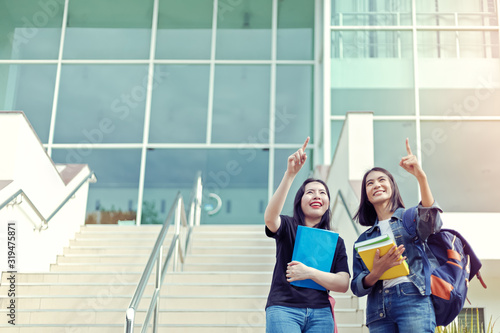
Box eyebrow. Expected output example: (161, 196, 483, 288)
(366, 176, 387, 184)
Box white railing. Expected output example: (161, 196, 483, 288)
(0, 171, 96, 231)
(124, 171, 203, 333)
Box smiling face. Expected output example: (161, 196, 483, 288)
(300, 181, 329, 225)
(365, 170, 393, 207)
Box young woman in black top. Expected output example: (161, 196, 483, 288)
(264, 137, 350, 333)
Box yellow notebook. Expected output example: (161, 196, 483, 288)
(354, 234, 410, 280)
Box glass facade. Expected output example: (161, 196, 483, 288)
(0, 0, 318, 224)
(330, 0, 500, 212)
(1, 0, 499, 225)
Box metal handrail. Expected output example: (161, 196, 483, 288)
(0, 171, 96, 231)
(125, 171, 203, 333)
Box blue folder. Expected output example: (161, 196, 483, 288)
(291, 225, 339, 291)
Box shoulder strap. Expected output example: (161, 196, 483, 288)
(402, 206, 432, 295)
(402, 206, 418, 240)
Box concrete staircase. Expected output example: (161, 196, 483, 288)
(0, 224, 366, 332)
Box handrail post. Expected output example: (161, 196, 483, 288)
(173, 197, 182, 271)
(195, 174, 203, 226)
(125, 308, 135, 333)
(152, 245, 162, 333)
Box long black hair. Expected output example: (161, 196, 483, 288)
(353, 167, 405, 226)
(293, 178, 332, 230)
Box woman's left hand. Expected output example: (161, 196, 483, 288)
(399, 138, 425, 179)
(286, 261, 312, 282)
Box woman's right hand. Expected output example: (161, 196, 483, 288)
(372, 245, 406, 277)
(287, 137, 309, 176)
(362, 245, 407, 288)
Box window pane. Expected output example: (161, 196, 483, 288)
(273, 148, 314, 217)
(417, 31, 457, 58)
(54, 64, 148, 143)
(0, 0, 63, 60)
(63, 0, 153, 59)
(373, 121, 418, 205)
(51, 148, 141, 224)
(144, 148, 268, 224)
(330, 120, 344, 159)
(216, 0, 272, 60)
(0, 64, 57, 143)
(212, 65, 270, 143)
(421, 121, 500, 212)
(277, 0, 314, 60)
(416, 0, 498, 27)
(459, 31, 499, 58)
(332, 89, 415, 116)
(150, 65, 209, 143)
(332, 31, 413, 59)
(275, 65, 313, 143)
(156, 0, 213, 59)
(331, 0, 412, 26)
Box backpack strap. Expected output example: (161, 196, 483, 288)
(402, 206, 418, 240)
(402, 206, 432, 296)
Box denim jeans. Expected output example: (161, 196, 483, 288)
(266, 305, 334, 333)
(367, 282, 436, 333)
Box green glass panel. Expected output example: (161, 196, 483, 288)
(275, 65, 313, 143)
(330, 120, 344, 159)
(144, 148, 268, 224)
(216, 0, 272, 60)
(277, 0, 314, 60)
(331, 0, 412, 26)
(156, 0, 213, 59)
(331, 89, 415, 116)
(149, 65, 210, 143)
(421, 121, 500, 212)
(0, 64, 57, 143)
(63, 0, 153, 59)
(0, 0, 63, 59)
(212, 65, 270, 143)
(51, 148, 141, 223)
(373, 120, 418, 206)
(54, 64, 149, 143)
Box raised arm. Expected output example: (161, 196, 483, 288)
(264, 137, 309, 233)
(399, 138, 434, 207)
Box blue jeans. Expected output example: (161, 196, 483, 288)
(266, 305, 334, 333)
(368, 282, 436, 333)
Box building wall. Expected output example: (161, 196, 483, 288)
(0, 0, 319, 224)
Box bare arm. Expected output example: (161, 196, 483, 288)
(286, 261, 350, 292)
(399, 138, 434, 207)
(264, 137, 309, 233)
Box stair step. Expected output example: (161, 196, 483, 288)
(63, 246, 154, 255)
(0, 295, 269, 310)
(0, 282, 271, 296)
(56, 254, 276, 265)
(190, 246, 274, 255)
(1, 272, 273, 284)
(0, 308, 363, 325)
(0, 324, 267, 333)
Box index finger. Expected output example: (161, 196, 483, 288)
(405, 138, 412, 155)
(301, 137, 310, 151)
